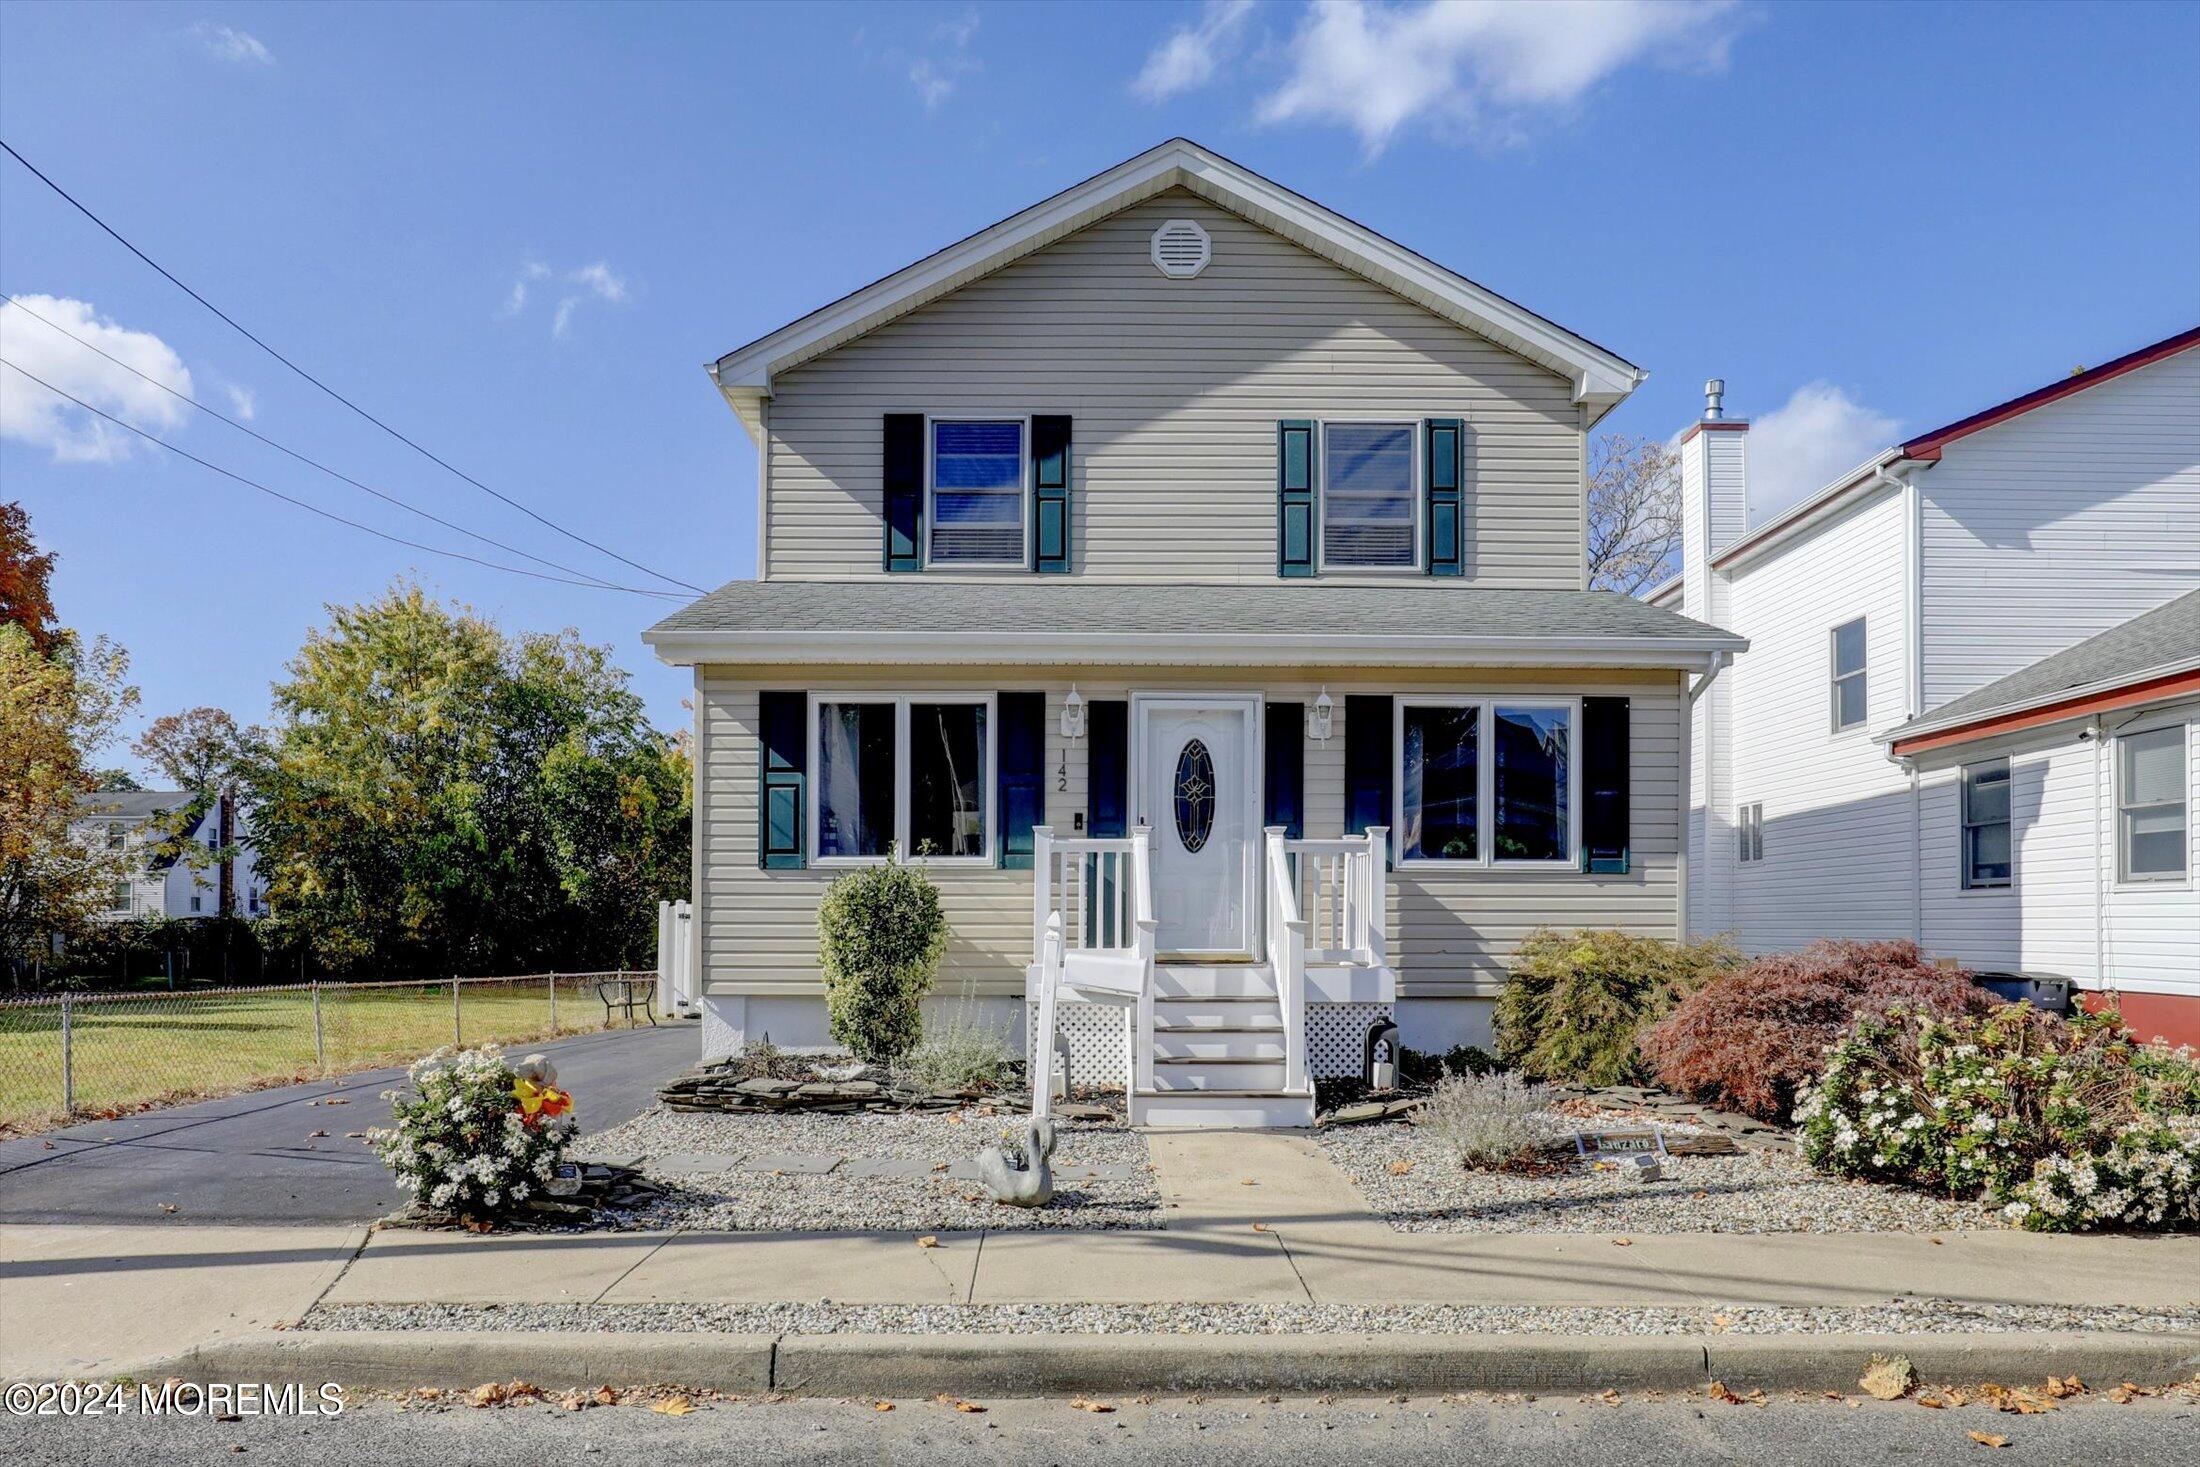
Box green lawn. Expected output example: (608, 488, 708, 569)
(0, 979, 624, 1134)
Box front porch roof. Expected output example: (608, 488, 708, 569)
(644, 581, 1746, 670)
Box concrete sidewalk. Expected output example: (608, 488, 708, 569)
(6, 1131, 2197, 1382)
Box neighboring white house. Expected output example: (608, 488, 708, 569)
(1655, 326, 2200, 1046)
(72, 790, 266, 922)
(647, 138, 1744, 1127)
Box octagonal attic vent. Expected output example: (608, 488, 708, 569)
(1149, 218, 1211, 279)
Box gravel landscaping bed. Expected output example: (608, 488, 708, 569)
(572, 1105, 1159, 1232)
(304, 1298, 2200, 1338)
(1316, 1117, 1998, 1234)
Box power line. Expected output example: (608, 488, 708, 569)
(4, 293, 638, 591)
(0, 137, 707, 595)
(0, 358, 686, 600)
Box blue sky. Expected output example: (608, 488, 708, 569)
(5, 1, 2196, 774)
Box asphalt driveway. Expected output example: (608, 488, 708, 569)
(0, 1021, 697, 1225)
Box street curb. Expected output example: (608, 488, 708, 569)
(138, 1330, 2200, 1396)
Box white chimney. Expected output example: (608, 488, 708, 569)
(1678, 381, 1749, 941)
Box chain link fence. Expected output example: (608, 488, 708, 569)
(0, 971, 657, 1134)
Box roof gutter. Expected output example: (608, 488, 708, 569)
(1885, 659, 2200, 757)
(643, 628, 1746, 671)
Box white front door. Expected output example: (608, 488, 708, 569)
(1134, 696, 1260, 959)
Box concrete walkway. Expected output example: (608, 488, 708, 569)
(7, 1132, 2197, 1381)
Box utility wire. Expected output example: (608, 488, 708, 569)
(4, 293, 634, 591)
(0, 137, 707, 595)
(0, 358, 686, 600)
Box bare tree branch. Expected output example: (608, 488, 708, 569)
(1587, 434, 1682, 595)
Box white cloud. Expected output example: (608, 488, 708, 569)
(1250, 0, 1737, 154)
(1134, 0, 1256, 101)
(906, 8, 979, 110)
(193, 22, 274, 65)
(1746, 381, 1901, 524)
(910, 58, 954, 110)
(502, 261, 627, 337)
(0, 295, 193, 463)
(222, 383, 256, 421)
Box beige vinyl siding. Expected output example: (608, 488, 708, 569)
(695, 664, 1681, 1004)
(762, 190, 1585, 590)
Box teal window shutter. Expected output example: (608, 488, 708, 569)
(1264, 702, 1304, 839)
(758, 691, 807, 869)
(997, 691, 1045, 869)
(1277, 420, 1316, 577)
(882, 414, 924, 572)
(1032, 416, 1072, 574)
(1583, 696, 1630, 873)
(1425, 417, 1464, 576)
(1344, 695, 1393, 867)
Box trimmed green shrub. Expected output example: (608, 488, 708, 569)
(1640, 939, 1990, 1122)
(1795, 1003, 2200, 1232)
(1495, 928, 1740, 1086)
(817, 851, 948, 1064)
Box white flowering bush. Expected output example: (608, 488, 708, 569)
(369, 1046, 575, 1220)
(1796, 1004, 2200, 1232)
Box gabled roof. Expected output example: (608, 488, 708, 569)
(73, 790, 195, 821)
(645, 581, 1742, 670)
(1887, 588, 2200, 756)
(1899, 324, 2200, 462)
(707, 138, 1646, 435)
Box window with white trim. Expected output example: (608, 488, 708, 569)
(1321, 421, 1417, 568)
(1396, 699, 1578, 866)
(2117, 725, 2188, 883)
(1961, 759, 2012, 889)
(1737, 801, 1764, 863)
(1830, 617, 1867, 731)
(813, 694, 993, 864)
(928, 420, 1026, 567)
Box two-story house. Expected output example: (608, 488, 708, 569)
(1655, 326, 2199, 1046)
(647, 140, 1743, 1126)
(72, 790, 266, 921)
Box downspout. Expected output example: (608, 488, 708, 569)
(2091, 715, 2107, 989)
(1678, 650, 1732, 943)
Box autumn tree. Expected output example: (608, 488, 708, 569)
(1, 501, 62, 656)
(1, 623, 139, 979)
(1586, 435, 1684, 595)
(244, 584, 689, 974)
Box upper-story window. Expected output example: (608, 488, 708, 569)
(1322, 421, 1417, 570)
(1830, 617, 1867, 732)
(106, 822, 126, 851)
(2117, 724, 2188, 884)
(928, 419, 1027, 568)
(1961, 758, 2012, 889)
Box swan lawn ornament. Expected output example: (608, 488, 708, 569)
(977, 1116, 1058, 1208)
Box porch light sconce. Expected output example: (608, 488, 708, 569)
(1060, 684, 1087, 742)
(1308, 687, 1335, 743)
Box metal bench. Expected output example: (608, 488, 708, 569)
(597, 976, 657, 1028)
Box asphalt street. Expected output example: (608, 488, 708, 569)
(0, 1021, 697, 1225)
(2, 1392, 2195, 1467)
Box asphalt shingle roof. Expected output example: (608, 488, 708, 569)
(1890, 587, 2200, 740)
(649, 580, 1740, 646)
(72, 790, 194, 819)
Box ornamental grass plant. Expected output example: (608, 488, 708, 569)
(1415, 1070, 1570, 1170)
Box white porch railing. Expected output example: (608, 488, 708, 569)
(1030, 826, 1155, 1117)
(1275, 827, 1388, 967)
(1262, 828, 1310, 1095)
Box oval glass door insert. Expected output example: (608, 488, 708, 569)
(1173, 738, 1215, 853)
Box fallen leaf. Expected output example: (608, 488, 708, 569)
(1691, 1190, 1708, 1200)
(931, 1162, 950, 1173)
(955, 1400, 988, 1414)
(307, 1130, 329, 1139)
(1916, 1395, 1946, 1410)
(2042, 1375, 2084, 1399)
(873, 1401, 894, 1412)
(1822, 1391, 1845, 1402)
(1070, 1398, 1115, 1413)
(1705, 1381, 1741, 1405)
(1611, 1237, 1633, 1247)
(324, 1097, 349, 1105)
(592, 1386, 619, 1406)
(1387, 1160, 1414, 1176)
(470, 1383, 506, 1409)
(158, 1203, 180, 1214)
(1596, 1389, 1621, 1407)
(1251, 1223, 1272, 1233)
(917, 1235, 940, 1248)
(1968, 1432, 2009, 1449)
(345, 1131, 365, 1139)
(1860, 1353, 1917, 1401)
(649, 1396, 695, 1417)
(1710, 1314, 1734, 1330)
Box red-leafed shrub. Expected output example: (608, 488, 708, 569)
(1638, 939, 1994, 1123)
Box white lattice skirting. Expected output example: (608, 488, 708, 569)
(1308, 1002, 1397, 1080)
(1028, 1000, 1397, 1092)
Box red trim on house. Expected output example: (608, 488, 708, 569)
(1901, 325, 2200, 462)
(2082, 991, 2200, 1052)
(1674, 419, 1751, 448)
(1891, 667, 2200, 758)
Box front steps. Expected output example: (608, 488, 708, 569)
(1129, 963, 1315, 1129)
